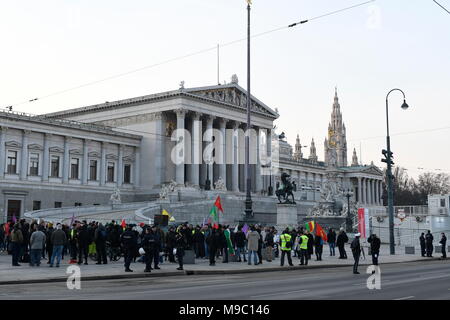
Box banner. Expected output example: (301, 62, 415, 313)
(357, 208, 369, 238)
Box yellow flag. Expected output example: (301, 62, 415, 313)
(169, 216, 175, 222)
(162, 209, 170, 217)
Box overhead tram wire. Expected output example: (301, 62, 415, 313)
(432, 0, 450, 14)
(2, 0, 376, 110)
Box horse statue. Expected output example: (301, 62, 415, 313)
(275, 172, 296, 204)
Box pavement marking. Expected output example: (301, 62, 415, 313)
(394, 296, 415, 300)
(250, 290, 308, 298)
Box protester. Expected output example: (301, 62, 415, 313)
(174, 226, 187, 270)
(234, 226, 247, 262)
(246, 226, 260, 265)
(29, 225, 46, 267)
(314, 234, 323, 261)
(327, 228, 336, 256)
(10, 224, 23, 266)
(206, 227, 220, 266)
(49, 223, 67, 267)
(264, 228, 274, 262)
(306, 230, 314, 259)
(94, 223, 108, 265)
(337, 228, 348, 259)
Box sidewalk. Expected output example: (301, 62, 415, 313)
(0, 245, 443, 285)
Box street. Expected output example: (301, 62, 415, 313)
(1, 260, 449, 300)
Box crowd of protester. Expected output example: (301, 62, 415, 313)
(2, 220, 445, 273)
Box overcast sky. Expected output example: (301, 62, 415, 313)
(1, 0, 449, 178)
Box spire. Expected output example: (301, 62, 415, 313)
(309, 138, 318, 162)
(351, 148, 359, 166)
(294, 134, 303, 160)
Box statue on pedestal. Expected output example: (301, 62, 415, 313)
(275, 172, 296, 204)
(110, 188, 121, 205)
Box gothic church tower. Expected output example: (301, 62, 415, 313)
(324, 88, 348, 167)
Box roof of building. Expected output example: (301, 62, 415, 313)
(0, 110, 142, 140)
(43, 83, 279, 120)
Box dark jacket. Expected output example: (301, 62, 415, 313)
(350, 237, 361, 255)
(336, 232, 349, 246)
(166, 230, 177, 248)
(94, 225, 107, 244)
(327, 230, 336, 244)
(51, 229, 67, 246)
(77, 226, 91, 246)
(440, 235, 447, 247)
(206, 230, 221, 249)
(306, 233, 314, 254)
(120, 230, 138, 250)
(419, 235, 425, 246)
(265, 232, 274, 247)
(142, 232, 157, 253)
(425, 233, 434, 245)
(234, 231, 246, 248)
(368, 235, 381, 254)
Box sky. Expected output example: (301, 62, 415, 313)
(1, 0, 449, 179)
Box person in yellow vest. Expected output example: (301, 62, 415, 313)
(280, 228, 294, 267)
(298, 231, 309, 265)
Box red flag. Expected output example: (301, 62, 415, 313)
(315, 223, 328, 242)
(121, 219, 126, 229)
(214, 196, 224, 213)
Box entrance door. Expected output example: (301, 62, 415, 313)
(7, 200, 21, 222)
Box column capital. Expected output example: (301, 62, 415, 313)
(175, 108, 187, 118)
(23, 130, 32, 136)
(231, 121, 241, 129)
(153, 111, 166, 120)
(218, 118, 228, 128)
(204, 114, 216, 122)
(44, 133, 53, 139)
(191, 111, 202, 120)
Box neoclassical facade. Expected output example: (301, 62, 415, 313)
(0, 111, 141, 222)
(1, 80, 383, 223)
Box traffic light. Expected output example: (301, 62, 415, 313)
(381, 149, 394, 165)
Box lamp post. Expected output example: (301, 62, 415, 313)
(244, 1, 253, 219)
(344, 189, 353, 232)
(384, 88, 409, 255)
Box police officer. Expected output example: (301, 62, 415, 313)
(280, 228, 293, 267)
(298, 231, 309, 266)
(368, 234, 381, 267)
(120, 225, 137, 272)
(419, 233, 426, 257)
(175, 226, 187, 271)
(439, 233, 447, 259)
(142, 227, 155, 272)
(351, 233, 361, 274)
(425, 230, 434, 257)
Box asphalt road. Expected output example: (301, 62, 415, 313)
(1, 260, 449, 300)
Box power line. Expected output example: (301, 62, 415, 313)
(348, 125, 450, 143)
(432, 0, 450, 14)
(2, 0, 376, 110)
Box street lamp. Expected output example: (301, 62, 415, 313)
(383, 88, 409, 255)
(244, 1, 253, 219)
(344, 189, 353, 232)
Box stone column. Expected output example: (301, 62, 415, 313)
(63, 136, 71, 184)
(360, 178, 365, 204)
(312, 173, 317, 201)
(42, 133, 50, 182)
(266, 128, 272, 194)
(255, 127, 262, 193)
(205, 115, 215, 187)
(134, 147, 141, 187)
(377, 180, 382, 205)
(117, 144, 124, 187)
(231, 122, 240, 192)
(20, 130, 30, 180)
(357, 177, 362, 204)
(0, 127, 7, 178)
(175, 109, 187, 186)
(191, 112, 202, 187)
(100, 141, 107, 186)
(82, 139, 89, 185)
(218, 118, 227, 189)
(154, 112, 166, 186)
(370, 179, 374, 205)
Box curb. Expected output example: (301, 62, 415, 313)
(0, 257, 444, 285)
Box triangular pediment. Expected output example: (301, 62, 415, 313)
(361, 166, 384, 176)
(28, 143, 43, 151)
(88, 151, 101, 158)
(49, 146, 64, 153)
(5, 141, 22, 148)
(69, 148, 83, 155)
(185, 84, 279, 119)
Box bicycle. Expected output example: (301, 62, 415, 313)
(106, 242, 122, 262)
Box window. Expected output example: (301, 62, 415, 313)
(70, 158, 79, 179)
(124, 164, 131, 184)
(107, 162, 115, 182)
(29, 153, 39, 176)
(441, 198, 446, 208)
(7, 151, 17, 174)
(74, 202, 82, 207)
(89, 160, 98, 180)
(51, 156, 60, 177)
(54, 202, 62, 208)
(32, 201, 41, 211)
